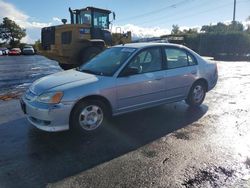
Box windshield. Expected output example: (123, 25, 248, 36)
(73, 10, 109, 29)
(12, 48, 20, 51)
(93, 11, 109, 29)
(79, 47, 137, 76)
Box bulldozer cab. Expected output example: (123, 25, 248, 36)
(67, 7, 114, 46)
(69, 7, 111, 29)
(41, 6, 131, 69)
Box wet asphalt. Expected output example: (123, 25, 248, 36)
(0, 56, 250, 188)
(0, 55, 61, 98)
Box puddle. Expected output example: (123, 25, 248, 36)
(183, 166, 235, 188)
(0, 56, 62, 101)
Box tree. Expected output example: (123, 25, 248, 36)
(182, 28, 198, 34)
(34, 39, 42, 51)
(246, 16, 250, 33)
(201, 21, 243, 33)
(0, 17, 26, 47)
(230, 21, 244, 32)
(171, 24, 181, 34)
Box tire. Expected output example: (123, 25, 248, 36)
(80, 47, 102, 65)
(59, 63, 74, 70)
(185, 82, 206, 107)
(70, 100, 108, 133)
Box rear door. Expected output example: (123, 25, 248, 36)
(116, 47, 166, 112)
(164, 47, 198, 101)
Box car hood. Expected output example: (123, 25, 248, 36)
(30, 69, 98, 95)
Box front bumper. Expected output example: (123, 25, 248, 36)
(8, 52, 20, 56)
(20, 96, 74, 132)
(23, 51, 35, 55)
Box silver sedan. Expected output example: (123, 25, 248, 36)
(20, 43, 218, 133)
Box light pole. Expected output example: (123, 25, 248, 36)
(233, 0, 236, 22)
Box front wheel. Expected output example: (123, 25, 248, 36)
(70, 100, 107, 133)
(185, 82, 206, 107)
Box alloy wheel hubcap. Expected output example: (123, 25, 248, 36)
(79, 105, 103, 131)
(193, 85, 204, 103)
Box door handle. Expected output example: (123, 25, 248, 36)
(191, 70, 197, 75)
(155, 77, 164, 81)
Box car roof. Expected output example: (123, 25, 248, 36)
(115, 42, 184, 49)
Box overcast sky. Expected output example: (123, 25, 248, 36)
(0, 0, 250, 43)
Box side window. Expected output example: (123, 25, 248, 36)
(128, 48, 162, 74)
(165, 48, 188, 69)
(187, 53, 197, 66)
(79, 11, 91, 25)
(137, 51, 152, 64)
(61, 31, 72, 44)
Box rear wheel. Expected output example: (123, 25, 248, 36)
(70, 100, 108, 133)
(80, 47, 102, 65)
(185, 82, 206, 107)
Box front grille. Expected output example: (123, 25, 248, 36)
(30, 117, 51, 126)
(41, 26, 55, 50)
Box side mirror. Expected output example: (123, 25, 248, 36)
(120, 67, 139, 77)
(113, 12, 116, 20)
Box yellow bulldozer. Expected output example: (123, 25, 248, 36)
(40, 6, 132, 70)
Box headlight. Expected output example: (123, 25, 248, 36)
(37, 92, 63, 104)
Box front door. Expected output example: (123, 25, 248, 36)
(116, 47, 166, 113)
